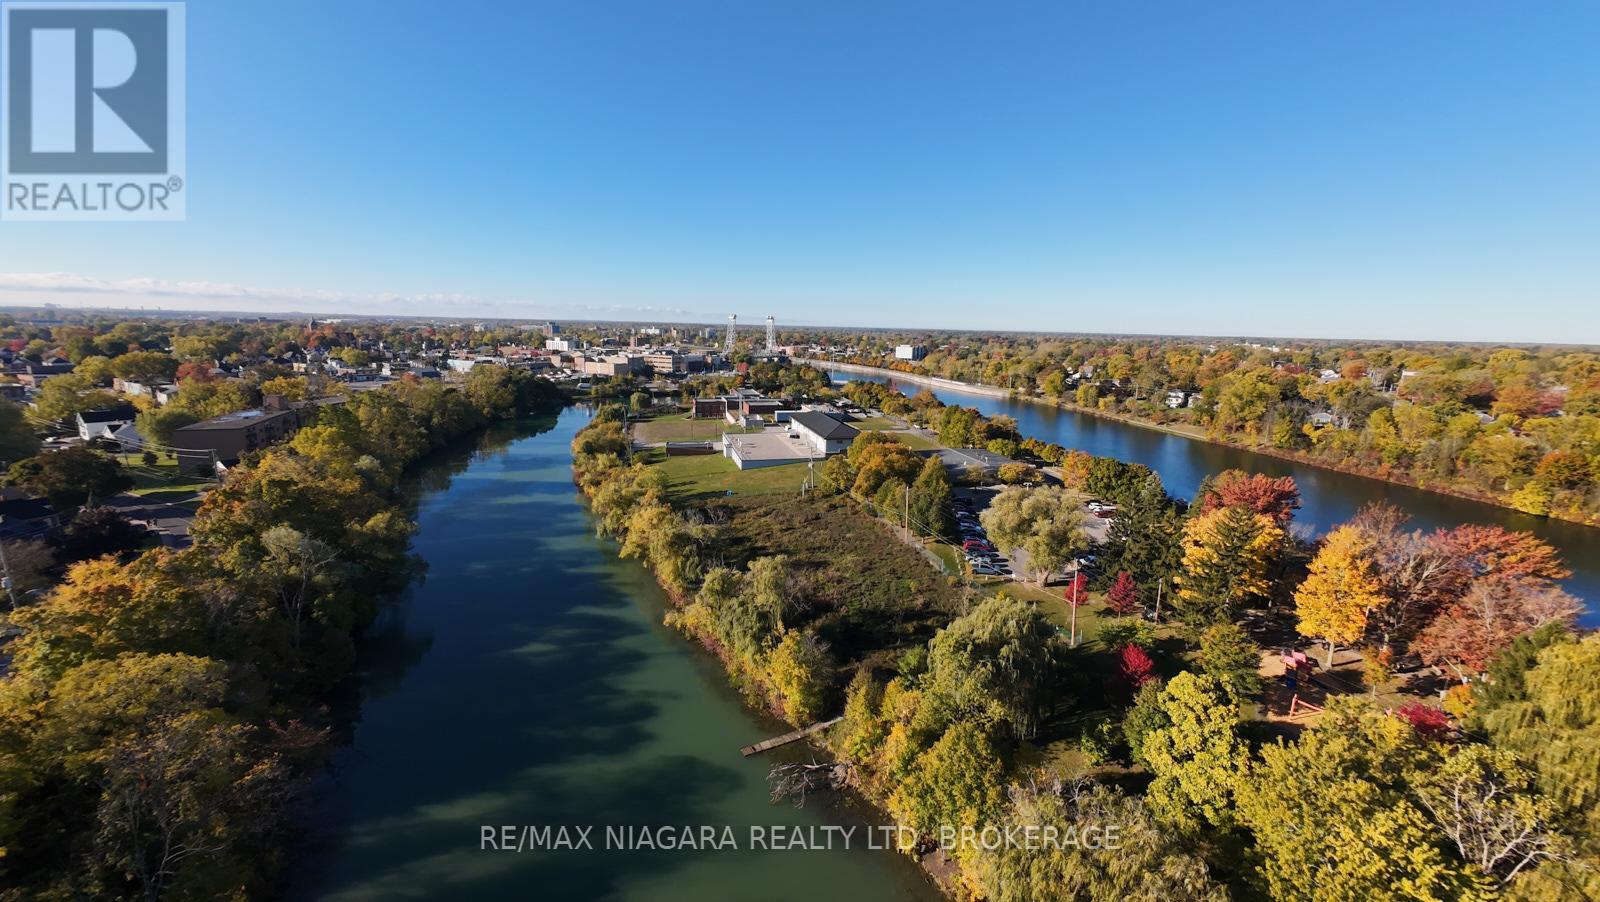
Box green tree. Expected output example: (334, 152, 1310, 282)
(979, 485, 1090, 585)
(1236, 699, 1491, 901)
(134, 406, 200, 448)
(5, 448, 132, 509)
(1195, 622, 1264, 705)
(33, 374, 118, 422)
(109, 350, 179, 384)
(925, 596, 1064, 739)
(907, 456, 953, 538)
(0, 400, 41, 463)
(1100, 474, 1182, 606)
(889, 721, 1006, 839)
(1139, 672, 1247, 833)
(976, 782, 1224, 901)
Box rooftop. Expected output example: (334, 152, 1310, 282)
(789, 410, 860, 441)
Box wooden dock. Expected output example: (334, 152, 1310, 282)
(740, 716, 843, 757)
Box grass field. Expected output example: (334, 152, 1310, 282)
(849, 416, 903, 431)
(648, 449, 811, 501)
(707, 493, 965, 661)
(888, 430, 941, 451)
(631, 413, 766, 443)
(113, 453, 217, 498)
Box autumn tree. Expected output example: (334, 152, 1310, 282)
(1195, 469, 1302, 525)
(1413, 580, 1581, 681)
(1236, 699, 1490, 901)
(1349, 503, 1466, 650)
(1294, 526, 1384, 668)
(1105, 571, 1140, 615)
(767, 631, 834, 724)
(1174, 506, 1284, 624)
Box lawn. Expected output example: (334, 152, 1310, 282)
(985, 580, 1116, 646)
(649, 449, 812, 501)
(630, 414, 725, 443)
(113, 453, 216, 498)
(849, 416, 904, 431)
(889, 430, 941, 451)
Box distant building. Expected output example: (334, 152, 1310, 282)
(895, 345, 927, 362)
(693, 397, 730, 419)
(788, 411, 859, 456)
(541, 322, 561, 337)
(644, 351, 684, 374)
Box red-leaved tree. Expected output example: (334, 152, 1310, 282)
(1196, 470, 1301, 525)
(1119, 643, 1155, 690)
(1395, 701, 1452, 741)
(1106, 571, 1139, 615)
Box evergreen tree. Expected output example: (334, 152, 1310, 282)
(1174, 505, 1284, 625)
(1100, 474, 1182, 604)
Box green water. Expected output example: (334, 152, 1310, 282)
(290, 409, 937, 901)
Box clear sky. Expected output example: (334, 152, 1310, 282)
(2, 0, 1598, 342)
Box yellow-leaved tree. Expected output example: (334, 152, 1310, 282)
(1294, 526, 1384, 669)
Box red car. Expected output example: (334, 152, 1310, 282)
(962, 539, 994, 552)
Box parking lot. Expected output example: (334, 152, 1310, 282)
(949, 485, 1116, 584)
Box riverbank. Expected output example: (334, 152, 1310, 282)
(803, 358, 1600, 528)
(292, 410, 942, 901)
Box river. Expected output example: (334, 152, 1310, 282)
(827, 369, 1600, 627)
(290, 409, 938, 901)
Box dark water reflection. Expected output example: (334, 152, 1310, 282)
(291, 409, 937, 901)
(831, 371, 1599, 626)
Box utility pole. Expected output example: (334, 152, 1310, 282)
(1069, 564, 1081, 648)
(1154, 577, 1163, 623)
(904, 482, 911, 541)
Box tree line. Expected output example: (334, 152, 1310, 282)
(816, 335, 1600, 525)
(0, 367, 561, 899)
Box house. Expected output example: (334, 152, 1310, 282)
(1165, 389, 1189, 409)
(789, 411, 859, 456)
(76, 405, 138, 441)
(0, 489, 64, 539)
(895, 344, 927, 361)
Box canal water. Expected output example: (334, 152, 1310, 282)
(291, 409, 938, 901)
(829, 370, 1600, 626)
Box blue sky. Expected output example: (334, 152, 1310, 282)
(2, 0, 1598, 341)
